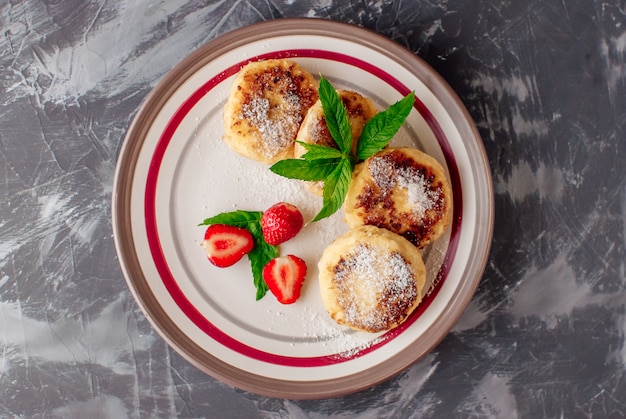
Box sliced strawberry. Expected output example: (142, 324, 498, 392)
(203, 224, 254, 268)
(261, 202, 304, 245)
(262, 255, 307, 304)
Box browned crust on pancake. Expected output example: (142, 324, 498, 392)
(344, 147, 452, 248)
(318, 225, 426, 333)
(223, 59, 318, 164)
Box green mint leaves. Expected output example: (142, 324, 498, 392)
(270, 76, 415, 222)
(316, 157, 353, 222)
(318, 77, 353, 154)
(356, 90, 416, 160)
(199, 210, 279, 300)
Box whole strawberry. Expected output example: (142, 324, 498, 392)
(261, 202, 304, 245)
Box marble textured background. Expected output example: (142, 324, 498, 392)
(1, 0, 625, 417)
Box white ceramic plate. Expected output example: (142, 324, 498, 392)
(112, 19, 493, 399)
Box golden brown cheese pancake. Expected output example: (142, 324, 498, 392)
(223, 59, 318, 164)
(344, 147, 452, 249)
(318, 225, 426, 333)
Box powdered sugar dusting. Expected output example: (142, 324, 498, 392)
(369, 154, 440, 219)
(293, 306, 385, 358)
(399, 170, 438, 219)
(369, 154, 396, 190)
(240, 95, 302, 158)
(308, 117, 330, 145)
(334, 244, 418, 332)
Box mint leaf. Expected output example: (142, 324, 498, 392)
(356, 91, 415, 161)
(296, 141, 344, 160)
(318, 76, 352, 154)
(199, 210, 263, 227)
(199, 210, 277, 300)
(270, 158, 341, 181)
(245, 221, 278, 300)
(312, 158, 353, 222)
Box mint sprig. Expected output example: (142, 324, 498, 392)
(314, 158, 353, 222)
(270, 76, 415, 221)
(356, 91, 415, 160)
(199, 210, 278, 300)
(318, 77, 353, 154)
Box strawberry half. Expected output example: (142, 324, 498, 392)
(261, 202, 304, 245)
(203, 224, 254, 268)
(262, 255, 307, 304)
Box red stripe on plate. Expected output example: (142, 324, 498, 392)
(144, 49, 462, 367)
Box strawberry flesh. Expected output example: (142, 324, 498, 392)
(203, 224, 254, 268)
(261, 202, 304, 245)
(262, 255, 307, 304)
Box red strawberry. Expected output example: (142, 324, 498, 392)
(262, 255, 307, 304)
(261, 202, 304, 245)
(203, 224, 254, 268)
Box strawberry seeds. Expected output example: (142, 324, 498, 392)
(261, 202, 304, 245)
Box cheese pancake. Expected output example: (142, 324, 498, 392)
(344, 147, 452, 249)
(223, 59, 318, 164)
(318, 225, 426, 333)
